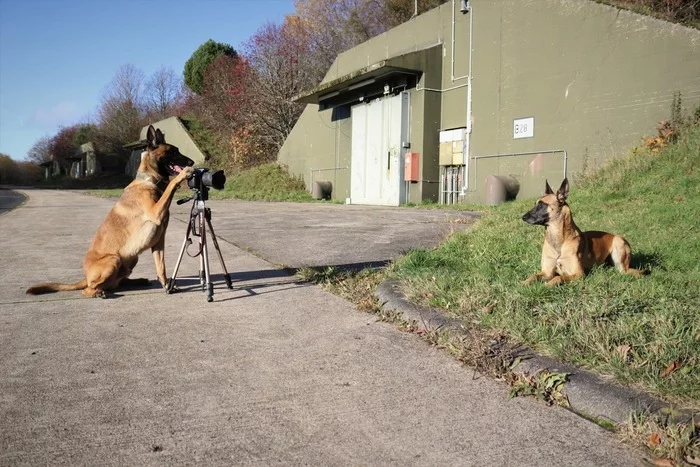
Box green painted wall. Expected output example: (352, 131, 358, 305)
(279, 0, 700, 204)
(465, 0, 700, 202)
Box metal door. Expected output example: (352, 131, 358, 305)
(350, 92, 408, 205)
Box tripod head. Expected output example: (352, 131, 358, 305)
(177, 167, 226, 204)
(176, 187, 207, 205)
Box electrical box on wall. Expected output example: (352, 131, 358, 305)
(405, 152, 419, 181)
(439, 128, 466, 165)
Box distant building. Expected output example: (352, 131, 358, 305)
(67, 142, 100, 179)
(39, 159, 61, 180)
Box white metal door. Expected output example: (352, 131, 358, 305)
(350, 93, 407, 206)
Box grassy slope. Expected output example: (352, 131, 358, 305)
(207, 163, 313, 202)
(393, 124, 700, 404)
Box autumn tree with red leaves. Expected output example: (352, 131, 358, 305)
(199, 55, 251, 135)
(49, 125, 80, 168)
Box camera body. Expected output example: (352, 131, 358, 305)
(187, 168, 226, 192)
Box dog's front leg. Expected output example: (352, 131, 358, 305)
(545, 270, 584, 287)
(545, 255, 585, 286)
(521, 272, 545, 286)
(146, 167, 194, 225)
(522, 255, 557, 286)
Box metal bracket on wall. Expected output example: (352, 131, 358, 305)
(310, 166, 349, 189)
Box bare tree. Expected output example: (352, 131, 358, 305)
(97, 64, 146, 153)
(244, 20, 317, 149)
(27, 136, 53, 164)
(102, 64, 144, 105)
(292, 0, 448, 85)
(144, 66, 185, 120)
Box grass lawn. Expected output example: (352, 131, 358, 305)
(392, 124, 700, 406)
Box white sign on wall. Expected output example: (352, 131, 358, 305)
(513, 117, 534, 139)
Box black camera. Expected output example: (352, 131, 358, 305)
(187, 168, 226, 191)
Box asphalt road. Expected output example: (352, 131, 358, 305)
(0, 187, 26, 215)
(0, 189, 643, 466)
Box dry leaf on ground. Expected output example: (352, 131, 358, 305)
(616, 344, 631, 361)
(660, 360, 681, 378)
(652, 458, 675, 466)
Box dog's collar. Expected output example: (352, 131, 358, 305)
(136, 171, 159, 183)
(135, 171, 167, 190)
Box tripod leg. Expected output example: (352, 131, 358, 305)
(167, 217, 193, 293)
(205, 216, 233, 289)
(198, 213, 205, 290)
(201, 215, 214, 302)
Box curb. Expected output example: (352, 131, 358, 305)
(376, 278, 695, 425)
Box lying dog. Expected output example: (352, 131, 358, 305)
(27, 125, 195, 297)
(521, 178, 647, 286)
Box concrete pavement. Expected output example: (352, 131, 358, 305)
(0, 189, 643, 465)
(177, 198, 480, 269)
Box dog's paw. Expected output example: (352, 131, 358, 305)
(544, 277, 563, 287)
(177, 166, 195, 182)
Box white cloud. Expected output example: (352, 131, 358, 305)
(25, 101, 81, 129)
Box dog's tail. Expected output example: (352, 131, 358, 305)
(625, 268, 650, 277)
(26, 279, 87, 295)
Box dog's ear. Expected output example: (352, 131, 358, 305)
(146, 126, 165, 148)
(544, 180, 554, 195)
(556, 178, 569, 202)
(146, 125, 157, 148)
(154, 129, 165, 145)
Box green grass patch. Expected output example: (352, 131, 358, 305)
(180, 115, 229, 165)
(209, 163, 314, 202)
(393, 124, 700, 405)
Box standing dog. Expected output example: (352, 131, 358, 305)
(27, 125, 195, 297)
(521, 178, 647, 286)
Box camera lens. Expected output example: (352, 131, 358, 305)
(202, 170, 226, 190)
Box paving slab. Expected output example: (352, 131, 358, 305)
(0, 189, 644, 465)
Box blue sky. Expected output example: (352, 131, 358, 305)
(0, 0, 295, 160)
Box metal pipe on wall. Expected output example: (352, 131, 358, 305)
(451, 0, 469, 82)
(462, 1, 473, 194)
(471, 149, 568, 192)
(310, 167, 348, 192)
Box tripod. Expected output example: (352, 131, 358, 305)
(167, 186, 232, 302)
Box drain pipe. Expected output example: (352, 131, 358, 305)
(451, 0, 469, 82)
(462, 1, 473, 193)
